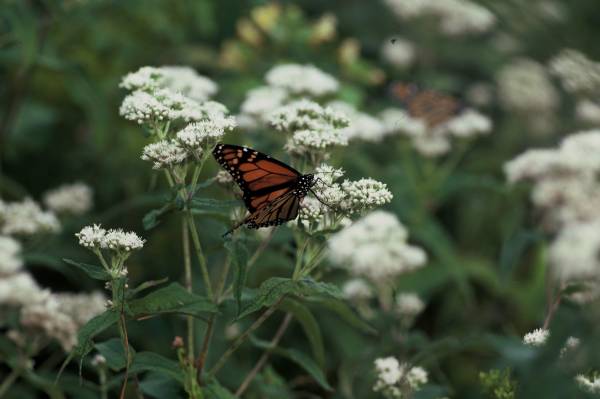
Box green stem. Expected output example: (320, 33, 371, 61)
(99, 368, 108, 399)
(208, 297, 284, 378)
(292, 237, 310, 280)
(0, 367, 22, 398)
(182, 216, 195, 362)
(195, 315, 215, 385)
(187, 213, 214, 301)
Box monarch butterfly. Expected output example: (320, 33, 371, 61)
(390, 82, 462, 128)
(213, 143, 317, 235)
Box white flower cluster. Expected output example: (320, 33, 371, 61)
(0, 272, 49, 307)
(238, 64, 341, 129)
(265, 64, 339, 97)
(523, 328, 549, 346)
(396, 292, 425, 318)
(381, 37, 415, 69)
(119, 66, 222, 127)
(19, 291, 106, 351)
(549, 49, 600, 95)
(327, 101, 386, 142)
(76, 224, 145, 252)
(505, 131, 600, 281)
(373, 357, 428, 399)
(343, 278, 373, 300)
(380, 107, 491, 157)
(328, 211, 426, 284)
(269, 100, 349, 154)
(576, 374, 600, 394)
(497, 58, 559, 115)
(383, 0, 495, 36)
(43, 182, 93, 215)
(176, 117, 237, 156)
(0, 235, 23, 276)
(141, 140, 189, 170)
(0, 198, 60, 236)
(576, 100, 600, 126)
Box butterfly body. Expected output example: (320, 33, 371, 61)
(213, 143, 316, 234)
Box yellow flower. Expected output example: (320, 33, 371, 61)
(310, 13, 337, 45)
(237, 18, 263, 47)
(251, 3, 281, 33)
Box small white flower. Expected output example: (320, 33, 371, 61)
(265, 64, 339, 97)
(340, 178, 393, 212)
(269, 99, 349, 132)
(1, 199, 60, 236)
(159, 66, 218, 102)
(175, 117, 237, 156)
(0, 235, 23, 276)
(297, 197, 324, 227)
(119, 66, 165, 91)
(141, 140, 188, 170)
(442, 109, 492, 138)
(381, 37, 415, 68)
(549, 49, 600, 95)
(396, 292, 425, 318)
(102, 229, 145, 252)
(43, 182, 93, 215)
(523, 328, 549, 346)
(374, 357, 402, 386)
(327, 101, 386, 142)
(343, 279, 373, 300)
(76, 224, 106, 249)
(215, 170, 233, 185)
(119, 90, 171, 125)
(560, 336, 580, 357)
(91, 354, 107, 367)
(240, 86, 288, 120)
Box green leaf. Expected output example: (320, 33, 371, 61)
(73, 310, 119, 359)
(189, 197, 240, 216)
(280, 298, 325, 369)
(127, 277, 169, 299)
(312, 297, 377, 335)
(237, 277, 342, 320)
(224, 237, 248, 314)
(128, 282, 218, 318)
(139, 372, 183, 399)
(252, 338, 333, 391)
(143, 202, 176, 230)
(63, 258, 110, 281)
(130, 352, 184, 383)
(205, 379, 237, 399)
(94, 338, 129, 371)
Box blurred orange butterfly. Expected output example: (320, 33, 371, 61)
(213, 143, 316, 235)
(390, 82, 462, 128)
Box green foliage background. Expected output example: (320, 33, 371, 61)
(3, 0, 600, 398)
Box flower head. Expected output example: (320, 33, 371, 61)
(43, 182, 93, 215)
(102, 229, 145, 252)
(175, 117, 237, 157)
(396, 292, 425, 318)
(0, 199, 60, 236)
(0, 235, 23, 276)
(340, 178, 393, 212)
(373, 357, 428, 398)
(523, 328, 549, 346)
(343, 278, 373, 300)
(381, 37, 415, 68)
(141, 140, 188, 170)
(76, 224, 106, 249)
(327, 101, 386, 142)
(265, 64, 339, 97)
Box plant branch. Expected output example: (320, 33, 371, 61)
(208, 296, 285, 378)
(182, 216, 195, 362)
(235, 313, 293, 397)
(195, 315, 215, 385)
(0, 366, 22, 398)
(187, 213, 214, 301)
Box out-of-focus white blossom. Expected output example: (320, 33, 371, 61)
(343, 278, 373, 300)
(240, 86, 289, 121)
(54, 291, 106, 327)
(576, 100, 600, 125)
(550, 49, 600, 95)
(120, 66, 217, 102)
(560, 336, 580, 357)
(497, 59, 559, 115)
(327, 101, 386, 142)
(549, 220, 600, 281)
(328, 211, 426, 284)
(0, 273, 49, 307)
(576, 374, 600, 394)
(0, 236, 23, 275)
(0, 199, 60, 236)
(141, 140, 188, 169)
(383, 0, 495, 35)
(523, 328, 549, 346)
(442, 109, 492, 138)
(265, 64, 339, 97)
(396, 292, 425, 318)
(381, 37, 415, 68)
(43, 182, 93, 215)
(91, 354, 107, 367)
(374, 357, 429, 399)
(466, 82, 494, 107)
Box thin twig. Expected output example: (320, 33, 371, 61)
(196, 315, 215, 385)
(187, 213, 214, 301)
(235, 313, 293, 397)
(208, 297, 285, 378)
(182, 217, 195, 362)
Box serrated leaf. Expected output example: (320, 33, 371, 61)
(130, 352, 183, 383)
(128, 282, 217, 318)
(63, 258, 110, 281)
(72, 310, 119, 359)
(280, 298, 325, 368)
(310, 297, 377, 335)
(238, 277, 342, 320)
(94, 338, 130, 371)
(224, 238, 248, 314)
(252, 338, 333, 391)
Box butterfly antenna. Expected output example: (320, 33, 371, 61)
(309, 188, 337, 211)
(222, 220, 244, 238)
